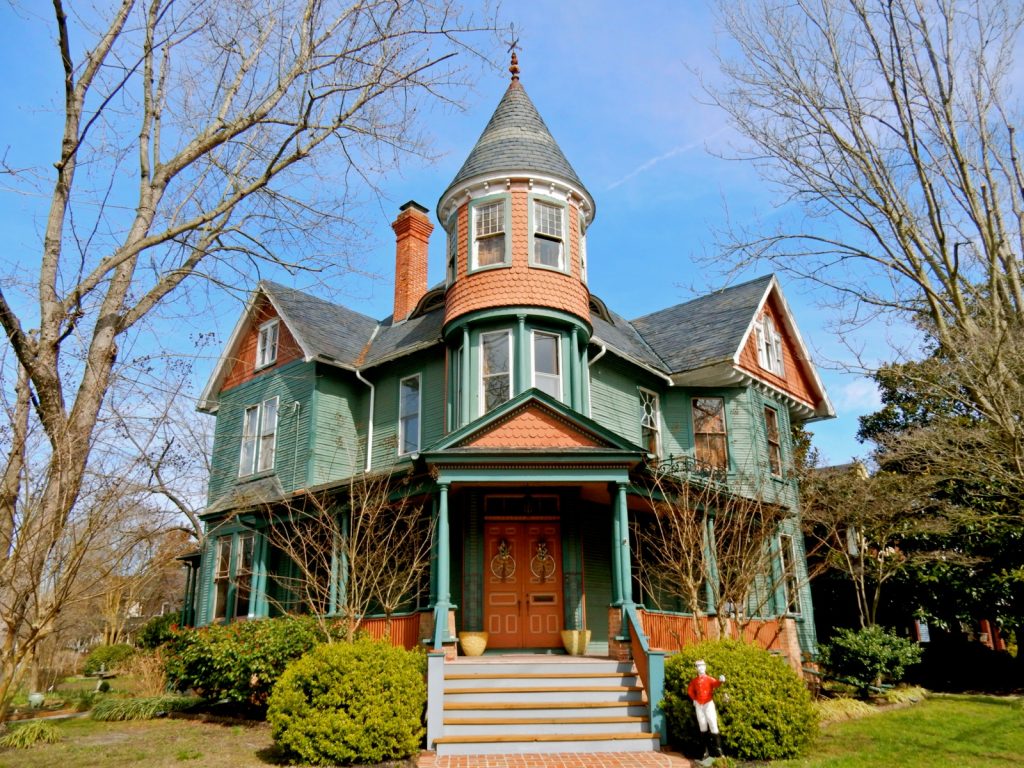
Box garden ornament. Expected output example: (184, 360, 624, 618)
(688, 659, 725, 760)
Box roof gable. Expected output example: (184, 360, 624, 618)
(427, 389, 645, 454)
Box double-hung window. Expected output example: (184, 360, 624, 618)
(639, 388, 661, 455)
(213, 531, 255, 621)
(756, 315, 785, 376)
(446, 222, 458, 285)
(532, 331, 561, 400)
(239, 397, 279, 476)
(473, 200, 507, 268)
(692, 397, 728, 471)
(480, 330, 512, 414)
(256, 319, 279, 369)
(764, 406, 782, 476)
(532, 200, 565, 269)
(579, 212, 588, 283)
(399, 374, 421, 455)
(779, 534, 802, 614)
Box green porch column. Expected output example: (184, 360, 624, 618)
(616, 482, 635, 609)
(252, 532, 270, 617)
(569, 327, 582, 411)
(611, 483, 623, 606)
(515, 314, 529, 394)
(433, 483, 453, 646)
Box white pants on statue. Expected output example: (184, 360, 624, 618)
(693, 700, 720, 734)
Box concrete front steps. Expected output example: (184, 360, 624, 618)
(433, 657, 660, 756)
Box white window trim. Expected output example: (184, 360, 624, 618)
(639, 387, 661, 455)
(756, 315, 785, 377)
(257, 396, 278, 472)
(479, 329, 513, 416)
(531, 330, 562, 401)
(764, 405, 782, 477)
(398, 374, 422, 456)
(239, 396, 279, 477)
(529, 197, 567, 272)
(779, 534, 802, 615)
(470, 198, 510, 271)
(256, 318, 280, 369)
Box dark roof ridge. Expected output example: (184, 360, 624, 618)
(629, 274, 774, 325)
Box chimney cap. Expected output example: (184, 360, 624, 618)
(399, 200, 429, 214)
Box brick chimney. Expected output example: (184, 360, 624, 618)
(391, 201, 434, 322)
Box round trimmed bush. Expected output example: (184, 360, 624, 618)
(663, 640, 817, 760)
(267, 636, 426, 766)
(136, 613, 179, 649)
(83, 643, 135, 675)
(820, 625, 922, 697)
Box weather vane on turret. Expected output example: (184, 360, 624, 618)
(506, 24, 520, 81)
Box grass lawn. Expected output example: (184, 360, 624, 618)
(779, 694, 1024, 768)
(0, 716, 279, 768)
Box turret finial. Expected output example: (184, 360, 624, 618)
(506, 26, 520, 81)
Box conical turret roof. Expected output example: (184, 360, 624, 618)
(440, 79, 590, 207)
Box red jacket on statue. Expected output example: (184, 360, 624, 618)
(687, 672, 722, 705)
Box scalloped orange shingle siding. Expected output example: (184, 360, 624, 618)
(466, 406, 603, 449)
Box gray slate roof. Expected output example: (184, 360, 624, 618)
(630, 275, 773, 373)
(262, 281, 377, 367)
(442, 80, 588, 202)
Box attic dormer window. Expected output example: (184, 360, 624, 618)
(256, 319, 279, 369)
(473, 200, 507, 268)
(756, 315, 785, 377)
(532, 199, 565, 270)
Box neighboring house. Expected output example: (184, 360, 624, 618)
(184, 59, 835, 754)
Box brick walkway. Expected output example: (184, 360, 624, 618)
(418, 751, 693, 767)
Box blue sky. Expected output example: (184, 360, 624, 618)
(0, 0, 891, 464)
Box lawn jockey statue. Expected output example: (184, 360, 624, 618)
(687, 659, 725, 760)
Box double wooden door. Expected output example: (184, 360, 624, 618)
(483, 520, 562, 648)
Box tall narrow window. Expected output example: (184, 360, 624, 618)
(639, 388, 661, 454)
(480, 330, 511, 413)
(446, 224, 458, 285)
(257, 319, 279, 369)
(239, 405, 260, 476)
(532, 200, 564, 269)
(399, 374, 421, 455)
(779, 534, 802, 614)
(213, 536, 233, 620)
(234, 532, 254, 618)
(451, 347, 462, 429)
(756, 315, 785, 376)
(579, 213, 588, 283)
(764, 406, 782, 476)
(692, 397, 728, 470)
(212, 532, 255, 621)
(532, 331, 561, 399)
(258, 397, 278, 472)
(473, 201, 506, 267)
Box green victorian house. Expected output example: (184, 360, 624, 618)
(185, 59, 834, 755)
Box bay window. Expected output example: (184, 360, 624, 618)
(532, 331, 561, 399)
(480, 330, 512, 413)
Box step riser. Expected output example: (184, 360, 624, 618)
(444, 705, 649, 719)
(444, 675, 639, 689)
(435, 737, 661, 756)
(445, 690, 644, 704)
(447, 662, 634, 676)
(442, 722, 651, 737)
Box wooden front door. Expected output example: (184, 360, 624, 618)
(484, 520, 562, 648)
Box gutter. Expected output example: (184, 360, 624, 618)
(355, 325, 382, 473)
(590, 336, 673, 387)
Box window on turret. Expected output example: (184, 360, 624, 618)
(693, 397, 728, 471)
(473, 201, 507, 267)
(532, 331, 561, 400)
(532, 200, 565, 270)
(480, 330, 512, 413)
(446, 222, 458, 285)
(579, 212, 588, 283)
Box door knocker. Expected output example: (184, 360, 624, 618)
(490, 538, 516, 581)
(530, 539, 556, 581)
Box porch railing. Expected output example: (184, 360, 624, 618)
(623, 604, 666, 745)
(637, 609, 786, 653)
(657, 454, 728, 486)
(359, 613, 422, 650)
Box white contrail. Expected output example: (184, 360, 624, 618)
(606, 126, 727, 190)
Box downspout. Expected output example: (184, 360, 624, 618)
(588, 340, 607, 367)
(355, 326, 380, 474)
(355, 368, 375, 473)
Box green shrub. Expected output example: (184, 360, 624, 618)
(820, 626, 922, 697)
(663, 640, 817, 760)
(136, 613, 180, 649)
(83, 643, 135, 676)
(163, 615, 329, 707)
(815, 696, 876, 724)
(267, 636, 426, 765)
(91, 695, 202, 721)
(0, 720, 62, 749)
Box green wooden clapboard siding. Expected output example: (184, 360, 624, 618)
(207, 360, 315, 503)
(588, 356, 663, 448)
(366, 350, 445, 470)
(312, 366, 365, 483)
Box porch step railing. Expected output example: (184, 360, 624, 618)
(624, 603, 666, 745)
